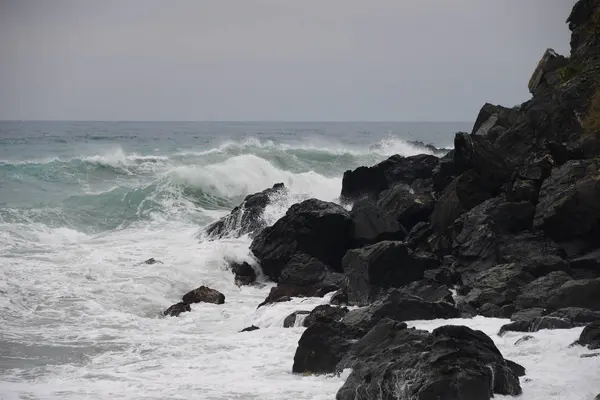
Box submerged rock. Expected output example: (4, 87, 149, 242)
(163, 302, 191, 317)
(230, 261, 257, 286)
(182, 286, 225, 305)
(575, 321, 600, 350)
(283, 311, 310, 328)
(240, 325, 260, 332)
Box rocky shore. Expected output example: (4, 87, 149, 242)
(167, 1, 600, 398)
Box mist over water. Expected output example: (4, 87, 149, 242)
(4, 121, 597, 400)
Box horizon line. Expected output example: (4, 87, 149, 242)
(0, 119, 474, 123)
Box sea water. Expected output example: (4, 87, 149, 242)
(1, 121, 598, 399)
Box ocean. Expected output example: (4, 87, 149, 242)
(0, 121, 598, 400)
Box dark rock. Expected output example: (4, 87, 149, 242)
(546, 307, 600, 326)
(431, 170, 491, 233)
(182, 286, 225, 305)
(342, 289, 459, 332)
(349, 199, 404, 246)
(453, 132, 512, 193)
(395, 280, 454, 304)
(570, 248, 600, 278)
(377, 183, 434, 231)
(250, 199, 353, 280)
(257, 283, 337, 308)
(499, 316, 573, 335)
(506, 359, 526, 377)
(432, 150, 465, 193)
(163, 302, 191, 317)
(405, 221, 432, 250)
(336, 321, 521, 400)
(575, 321, 600, 350)
(511, 308, 545, 322)
(471, 103, 521, 136)
(292, 321, 364, 374)
(547, 278, 600, 310)
(205, 183, 286, 239)
(240, 325, 260, 332)
(581, 353, 600, 358)
(330, 288, 348, 305)
(341, 241, 432, 305)
(514, 271, 573, 310)
(283, 311, 310, 328)
(340, 154, 439, 202)
(144, 257, 161, 265)
(452, 198, 535, 260)
(478, 303, 502, 318)
(303, 305, 349, 327)
(279, 253, 343, 288)
(528, 48, 569, 94)
(230, 261, 257, 286)
(534, 159, 600, 241)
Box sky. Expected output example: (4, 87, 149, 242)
(0, 0, 576, 121)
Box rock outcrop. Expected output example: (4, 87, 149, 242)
(205, 183, 287, 239)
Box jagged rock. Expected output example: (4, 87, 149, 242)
(330, 288, 348, 305)
(499, 316, 573, 335)
(342, 241, 434, 305)
(283, 311, 310, 328)
(471, 103, 522, 137)
(163, 302, 191, 317)
(574, 321, 600, 350)
(547, 278, 600, 310)
(432, 150, 466, 193)
(205, 183, 286, 239)
(144, 257, 161, 265)
(453, 132, 512, 193)
(431, 170, 491, 233)
(342, 290, 459, 332)
(182, 286, 225, 305)
(534, 159, 600, 241)
(377, 183, 434, 231)
(570, 248, 600, 278)
(514, 271, 573, 310)
(303, 305, 349, 327)
(250, 199, 353, 280)
(528, 48, 569, 94)
(349, 199, 404, 246)
(509, 155, 554, 203)
(292, 321, 365, 374)
(336, 321, 521, 400)
(506, 359, 527, 377)
(511, 308, 545, 322)
(546, 307, 600, 325)
(452, 197, 535, 260)
(240, 325, 260, 332)
(230, 261, 257, 286)
(340, 154, 439, 202)
(257, 283, 338, 308)
(567, 0, 600, 61)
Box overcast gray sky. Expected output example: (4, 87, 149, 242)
(0, 0, 575, 121)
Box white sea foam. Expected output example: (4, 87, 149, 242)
(167, 154, 341, 201)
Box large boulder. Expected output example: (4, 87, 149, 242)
(292, 321, 365, 374)
(250, 199, 353, 280)
(453, 132, 512, 193)
(570, 248, 600, 279)
(575, 321, 600, 350)
(336, 321, 521, 400)
(377, 183, 435, 231)
(349, 199, 404, 247)
(528, 48, 569, 95)
(340, 154, 439, 202)
(342, 241, 435, 305)
(546, 307, 600, 326)
(342, 290, 459, 332)
(303, 305, 349, 327)
(534, 159, 600, 241)
(547, 278, 600, 310)
(514, 271, 573, 310)
(471, 103, 522, 137)
(430, 170, 491, 233)
(205, 183, 286, 239)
